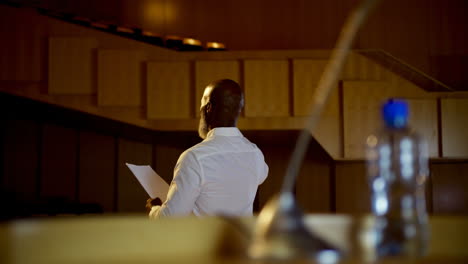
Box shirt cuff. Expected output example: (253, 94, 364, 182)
(148, 205, 162, 219)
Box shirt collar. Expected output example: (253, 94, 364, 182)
(206, 127, 242, 138)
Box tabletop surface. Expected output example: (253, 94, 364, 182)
(0, 214, 467, 264)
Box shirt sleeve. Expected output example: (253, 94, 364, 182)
(257, 152, 269, 185)
(149, 150, 202, 219)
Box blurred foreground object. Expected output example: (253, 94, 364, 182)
(248, 0, 381, 261)
(363, 99, 430, 259)
(0, 215, 467, 263)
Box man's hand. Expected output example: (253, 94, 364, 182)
(146, 197, 162, 213)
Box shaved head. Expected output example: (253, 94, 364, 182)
(198, 79, 244, 138)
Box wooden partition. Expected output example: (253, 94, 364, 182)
(441, 98, 468, 157)
(407, 99, 438, 156)
(334, 161, 370, 214)
(78, 130, 116, 212)
(293, 59, 341, 158)
(147, 61, 191, 119)
(342, 81, 390, 158)
(342, 81, 439, 158)
(244, 60, 290, 117)
(431, 160, 468, 215)
(98, 50, 147, 106)
(117, 138, 153, 212)
(40, 124, 78, 201)
(334, 159, 463, 215)
(48, 37, 98, 94)
(296, 158, 332, 213)
(293, 59, 328, 116)
(2, 119, 40, 202)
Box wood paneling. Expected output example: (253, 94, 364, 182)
(78, 130, 116, 212)
(293, 59, 328, 116)
(256, 146, 288, 209)
(335, 159, 434, 215)
(195, 60, 240, 116)
(153, 145, 185, 184)
(117, 138, 153, 212)
(342, 81, 438, 159)
(98, 50, 146, 106)
(387, 72, 430, 98)
(340, 84, 436, 213)
(48, 38, 98, 95)
(342, 81, 391, 158)
(296, 159, 331, 213)
(0, 6, 45, 81)
(293, 59, 341, 157)
(147, 61, 191, 119)
(441, 98, 468, 157)
(407, 99, 439, 157)
(311, 87, 341, 158)
(40, 124, 78, 200)
(431, 161, 468, 215)
(244, 60, 289, 117)
(342, 53, 384, 81)
(335, 161, 371, 214)
(2, 120, 39, 201)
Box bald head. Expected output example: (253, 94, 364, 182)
(198, 79, 244, 138)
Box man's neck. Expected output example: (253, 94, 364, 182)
(208, 121, 237, 130)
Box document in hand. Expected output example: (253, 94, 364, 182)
(125, 163, 169, 201)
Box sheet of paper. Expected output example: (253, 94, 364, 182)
(126, 163, 169, 200)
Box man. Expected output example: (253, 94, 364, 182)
(147, 79, 269, 218)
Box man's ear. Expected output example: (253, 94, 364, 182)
(205, 102, 212, 114)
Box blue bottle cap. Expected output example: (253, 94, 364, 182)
(382, 99, 409, 128)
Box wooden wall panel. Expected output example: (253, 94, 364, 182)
(153, 145, 185, 184)
(147, 61, 191, 119)
(335, 161, 371, 214)
(78, 130, 116, 212)
(293, 59, 341, 158)
(257, 146, 288, 209)
(117, 138, 153, 212)
(2, 120, 39, 201)
(441, 98, 468, 157)
(342, 53, 384, 81)
(293, 59, 327, 116)
(244, 60, 290, 117)
(407, 99, 439, 157)
(296, 159, 331, 213)
(48, 38, 98, 95)
(40, 124, 78, 201)
(312, 88, 341, 158)
(343, 81, 438, 158)
(98, 50, 146, 106)
(342, 81, 391, 158)
(387, 73, 430, 98)
(195, 60, 240, 116)
(431, 162, 468, 215)
(0, 6, 45, 81)
(335, 160, 434, 215)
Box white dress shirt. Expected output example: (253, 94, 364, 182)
(149, 127, 268, 218)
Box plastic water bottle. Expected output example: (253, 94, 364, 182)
(365, 99, 430, 258)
